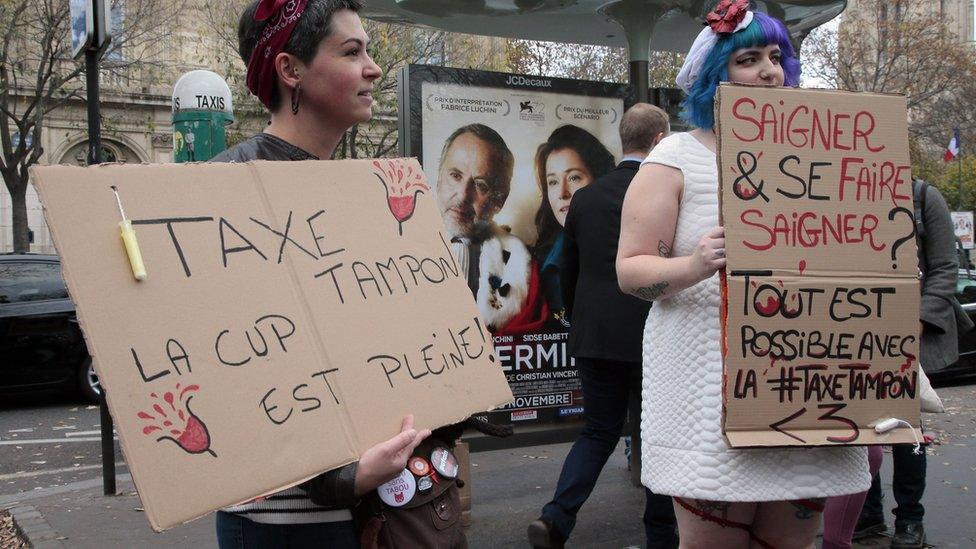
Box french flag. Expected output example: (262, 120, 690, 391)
(945, 128, 961, 162)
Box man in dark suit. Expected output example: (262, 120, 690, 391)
(528, 104, 676, 549)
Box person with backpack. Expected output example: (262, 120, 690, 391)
(856, 179, 973, 548)
(825, 179, 973, 549)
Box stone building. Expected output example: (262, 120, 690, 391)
(832, 0, 975, 152)
(946, 0, 976, 42)
(842, 0, 974, 43)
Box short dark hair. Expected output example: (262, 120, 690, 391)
(439, 124, 514, 211)
(238, 0, 364, 112)
(533, 125, 615, 253)
(619, 103, 670, 154)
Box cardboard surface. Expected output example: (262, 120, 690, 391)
(30, 159, 513, 530)
(716, 85, 921, 447)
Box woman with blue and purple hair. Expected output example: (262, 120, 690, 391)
(616, 1, 870, 546)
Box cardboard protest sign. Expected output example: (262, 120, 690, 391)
(716, 85, 922, 447)
(30, 159, 513, 531)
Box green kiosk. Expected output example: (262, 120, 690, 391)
(172, 70, 234, 163)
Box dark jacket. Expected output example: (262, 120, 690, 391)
(211, 133, 358, 508)
(211, 132, 318, 163)
(916, 181, 974, 372)
(561, 160, 651, 363)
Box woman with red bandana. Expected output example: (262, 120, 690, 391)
(616, 1, 870, 547)
(210, 2, 429, 547)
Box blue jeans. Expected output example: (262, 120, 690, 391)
(861, 444, 926, 526)
(215, 511, 357, 549)
(541, 357, 677, 547)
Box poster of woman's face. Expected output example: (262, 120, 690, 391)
(531, 125, 616, 261)
(545, 149, 593, 227)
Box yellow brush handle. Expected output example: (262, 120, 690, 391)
(119, 220, 147, 281)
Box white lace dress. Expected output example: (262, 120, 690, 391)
(639, 132, 870, 501)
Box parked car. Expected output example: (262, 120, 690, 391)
(941, 265, 976, 380)
(0, 253, 99, 402)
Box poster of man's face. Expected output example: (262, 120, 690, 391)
(436, 131, 506, 238)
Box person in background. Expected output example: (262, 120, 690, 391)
(853, 179, 972, 549)
(210, 1, 429, 546)
(821, 447, 884, 549)
(616, 2, 870, 546)
(527, 104, 676, 549)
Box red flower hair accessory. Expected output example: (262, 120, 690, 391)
(675, 0, 754, 91)
(706, 0, 750, 35)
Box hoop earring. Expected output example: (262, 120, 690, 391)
(291, 83, 301, 115)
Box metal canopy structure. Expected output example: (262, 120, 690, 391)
(366, 1, 846, 102)
(365, 0, 846, 59)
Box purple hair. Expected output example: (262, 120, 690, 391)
(680, 11, 801, 129)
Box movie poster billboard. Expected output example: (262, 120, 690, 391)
(399, 65, 630, 427)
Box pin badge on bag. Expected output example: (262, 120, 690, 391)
(409, 456, 431, 477)
(417, 475, 434, 494)
(430, 447, 459, 479)
(377, 469, 416, 507)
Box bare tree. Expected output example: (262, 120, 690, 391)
(646, 50, 684, 89)
(1, 0, 184, 252)
(802, 0, 976, 209)
(911, 75, 976, 160)
(200, 0, 260, 108)
(802, 0, 976, 150)
(507, 40, 627, 82)
(506, 40, 683, 89)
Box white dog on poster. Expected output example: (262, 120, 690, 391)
(474, 224, 532, 332)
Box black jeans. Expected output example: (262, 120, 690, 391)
(215, 511, 357, 549)
(861, 444, 926, 526)
(541, 357, 677, 546)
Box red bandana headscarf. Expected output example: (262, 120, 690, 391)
(246, 0, 309, 109)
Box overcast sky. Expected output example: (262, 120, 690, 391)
(800, 15, 840, 88)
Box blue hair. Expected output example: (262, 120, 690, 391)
(680, 11, 801, 129)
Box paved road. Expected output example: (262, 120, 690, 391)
(2, 379, 975, 547)
(0, 396, 126, 497)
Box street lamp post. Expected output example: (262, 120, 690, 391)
(72, 0, 115, 496)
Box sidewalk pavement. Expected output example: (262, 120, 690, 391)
(3, 442, 647, 549)
(5, 436, 976, 548)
